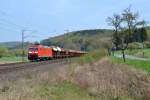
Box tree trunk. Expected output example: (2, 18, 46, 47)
(142, 42, 145, 58)
(107, 48, 111, 56)
(122, 49, 126, 62)
(112, 50, 114, 56)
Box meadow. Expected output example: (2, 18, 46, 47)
(0, 56, 28, 63)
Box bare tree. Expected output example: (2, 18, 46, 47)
(122, 7, 139, 47)
(107, 7, 146, 62)
(121, 7, 144, 61)
(107, 14, 122, 49)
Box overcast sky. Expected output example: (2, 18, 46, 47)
(0, 0, 149, 42)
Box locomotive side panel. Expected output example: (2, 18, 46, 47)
(38, 47, 53, 59)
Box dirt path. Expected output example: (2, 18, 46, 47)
(114, 54, 149, 61)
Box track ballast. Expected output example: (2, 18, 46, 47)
(0, 59, 71, 74)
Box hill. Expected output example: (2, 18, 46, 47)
(0, 42, 22, 48)
(41, 29, 113, 51)
(0, 42, 32, 49)
(41, 27, 150, 51)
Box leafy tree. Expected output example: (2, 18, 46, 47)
(12, 49, 24, 57)
(136, 20, 148, 57)
(132, 28, 148, 42)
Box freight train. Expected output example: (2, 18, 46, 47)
(28, 44, 87, 61)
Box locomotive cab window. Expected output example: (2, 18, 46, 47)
(29, 48, 38, 51)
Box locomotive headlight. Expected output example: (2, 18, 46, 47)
(29, 51, 32, 54)
(34, 51, 38, 54)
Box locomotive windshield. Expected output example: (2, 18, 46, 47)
(29, 48, 38, 51)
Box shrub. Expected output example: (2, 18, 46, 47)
(10, 49, 28, 57)
(76, 49, 106, 64)
(128, 42, 142, 49)
(12, 49, 23, 57)
(0, 47, 9, 58)
(144, 41, 150, 48)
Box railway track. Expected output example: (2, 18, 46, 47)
(0, 59, 71, 74)
(0, 62, 30, 67)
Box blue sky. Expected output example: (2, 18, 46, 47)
(0, 0, 149, 42)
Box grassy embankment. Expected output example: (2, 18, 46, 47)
(0, 78, 98, 100)
(112, 48, 150, 72)
(75, 49, 107, 64)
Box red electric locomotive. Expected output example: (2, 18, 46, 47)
(28, 44, 53, 61)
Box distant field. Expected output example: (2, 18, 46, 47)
(111, 57, 150, 72)
(0, 56, 28, 63)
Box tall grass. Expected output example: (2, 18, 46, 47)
(76, 49, 107, 65)
(35, 81, 98, 100)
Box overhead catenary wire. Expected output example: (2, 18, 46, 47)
(0, 10, 54, 41)
(0, 20, 23, 31)
(0, 10, 38, 37)
(0, 10, 55, 39)
(0, 10, 27, 29)
(0, 18, 26, 29)
(0, 25, 19, 33)
(0, 19, 22, 33)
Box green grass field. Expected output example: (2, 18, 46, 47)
(0, 56, 28, 62)
(112, 57, 150, 72)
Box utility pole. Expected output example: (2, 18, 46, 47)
(21, 29, 37, 62)
(64, 29, 69, 35)
(22, 30, 25, 62)
(64, 29, 70, 62)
